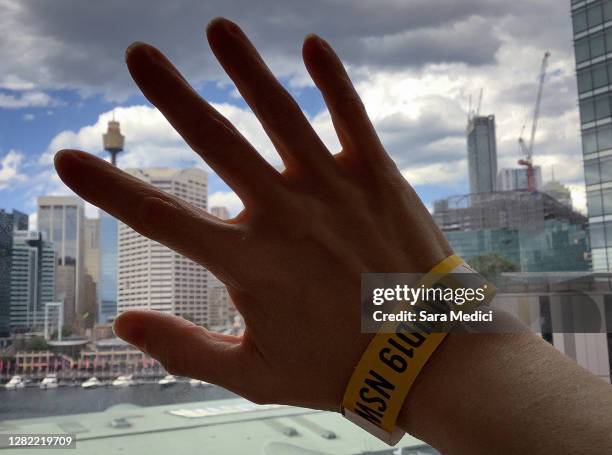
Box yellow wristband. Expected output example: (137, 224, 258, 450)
(341, 255, 491, 444)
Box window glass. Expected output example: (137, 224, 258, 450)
(591, 34, 606, 58)
(593, 63, 608, 88)
(578, 69, 592, 93)
(598, 125, 612, 150)
(606, 28, 612, 52)
(596, 95, 611, 119)
(590, 222, 606, 248)
(583, 128, 598, 154)
(573, 10, 587, 34)
(585, 159, 600, 184)
(588, 191, 603, 216)
(576, 37, 590, 62)
(603, 188, 612, 214)
(581, 98, 595, 123)
(605, 0, 612, 21)
(588, 4, 603, 27)
(600, 156, 612, 181)
(606, 222, 612, 244)
(598, 126, 612, 150)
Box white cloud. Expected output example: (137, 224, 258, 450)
(22, 113, 34, 121)
(0, 150, 26, 189)
(0, 90, 58, 109)
(567, 183, 587, 215)
(208, 191, 244, 216)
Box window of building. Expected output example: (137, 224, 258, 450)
(588, 191, 603, 216)
(583, 128, 598, 154)
(600, 155, 612, 181)
(573, 9, 588, 34)
(585, 159, 600, 184)
(591, 33, 606, 58)
(598, 125, 612, 150)
(596, 94, 612, 119)
(588, 4, 604, 27)
(575, 37, 590, 62)
(581, 98, 595, 123)
(578, 68, 593, 93)
(594, 62, 608, 88)
(605, 0, 612, 22)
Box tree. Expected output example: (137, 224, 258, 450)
(468, 253, 519, 284)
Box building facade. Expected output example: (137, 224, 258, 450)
(117, 168, 209, 325)
(98, 211, 118, 324)
(0, 209, 28, 336)
(497, 166, 542, 191)
(9, 231, 56, 332)
(37, 196, 85, 329)
(433, 191, 591, 272)
(467, 115, 498, 194)
(573, 0, 612, 270)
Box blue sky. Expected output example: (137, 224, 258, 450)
(0, 0, 584, 224)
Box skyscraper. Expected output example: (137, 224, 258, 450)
(572, 0, 612, 270)
(37, 196, 85, 329)
(9, 230, 56, 331)
(467, 115, 498, 194)
(98, 211, 118, 323)
(571, 0, 612, 381)
(0, 209, 28, 336)
(97, 119, 124, 324)
(117, 168, 209, 325)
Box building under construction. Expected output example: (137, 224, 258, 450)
(433, 190, 590, 272)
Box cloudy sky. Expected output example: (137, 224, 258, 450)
(0, 0, 584, 224)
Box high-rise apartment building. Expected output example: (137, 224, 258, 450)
(0, 209, 28, 336)
(9, 230, 56, 331)
(37, 196, 85, 328)
(117, 168, 209, 325)
(467, 115, 498, 194)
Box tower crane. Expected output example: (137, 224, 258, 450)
(518, 51, 551, 192)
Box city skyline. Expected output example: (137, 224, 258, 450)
(0, 0, 589, 220)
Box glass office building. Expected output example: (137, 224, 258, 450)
(98, 210, 117, 323)
(573, 0, 612, 270)
(0, 209, 28, 336)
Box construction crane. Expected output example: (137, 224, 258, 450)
(518, 51, 551, 192)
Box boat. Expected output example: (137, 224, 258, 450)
(4, 375, 25, 390)
(158, 374, 177, 387)
(39, 374, 59, 390)
(112, 374, 135, 387)
(189, 378, 211, 387)
(81, 376, 102, 389)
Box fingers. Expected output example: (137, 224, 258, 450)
(54, 150, 243, 273)
(302, 35, 388, 167)
(125, 42, 284, 208)
(206, 18, 338, 179)
(113, 310, 255, 388)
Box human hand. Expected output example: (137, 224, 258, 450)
(54, 17, 452, 412)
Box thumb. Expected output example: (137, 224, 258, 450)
(113, 310, 246, 387)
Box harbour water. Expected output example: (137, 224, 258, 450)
(0, 382, 237, 420)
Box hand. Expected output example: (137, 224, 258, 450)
(54, 17, 452, 412)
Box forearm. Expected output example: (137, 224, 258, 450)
(398, 332, 612, 454)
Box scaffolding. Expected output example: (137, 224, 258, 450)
(433, 190, 586, 234)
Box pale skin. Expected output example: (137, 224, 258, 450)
(54, 17, 612, 454)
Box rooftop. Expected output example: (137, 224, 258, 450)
(0, 398, 435, 454)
